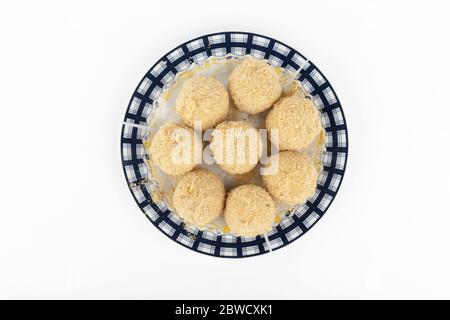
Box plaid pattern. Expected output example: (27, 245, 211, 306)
(310, 69, 326, 86)
(149, 86, 162, 100)
(268, 55, 283, 67)
(167, 212, 182, 225)
(273, 42, 290, 56)
(309, 189, 321, 204)
(161, 71, 175, 85)
(137, 78, 151, 95)
(208, 34, 225, 44)
(175, 59, 190, 72)
(122, 143, 144, 161)
(285, 226, 303, 241)
(301, 79, 315, 94)
(121, 32, 348, 258)
(333, 108, 345, 125)
(167, 48, 184, 63)
(177, 233, 195, 247)
(325, 131, 333, 147)
(314, 95, 325, 110)
(231, 33, 248, 43)
(220, 247, 237, 257)
(192, 51, 208, 63)
(328, 174, 341, 192)
(337, 130, 347, 147)
(293, 204, 308, 218)
(231, 47, 246, 56)
(141, 102, 152, 119)
(128, 97, 141, 115)
(212, 47, 226, 57)
(242, 245, 259, 256)
(252, 35, 270, 47)
(279, 217, 295, 230)
(221, 234, 236, 243)
(292, 53, 309, 70)
(143, 204, 159, 222)
(267, 236, 284, 250)
(159, 220, 175, 236)
(186, 39, 204, 51)
(198, 242, 215, 254)
(303, 212, 320, 228)
(250, 49, 265, 59)
(321, 112, 330, 128)
(150, 61, 167, 77)
(323, 87, 337, 104)
(202, 230, 217, 241)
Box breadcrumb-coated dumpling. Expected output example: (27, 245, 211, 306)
(209, 120, 262, 174)
(173, 169, 225, 226)
(228, 58, 282, 114)
(266, 95, 322, 150)
(176, 76, 229, 130)
(263, 151, 318, 206)
(149, 122, 200, 176)
(224, 184, 275, 237)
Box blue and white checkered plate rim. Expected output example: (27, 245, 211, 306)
(121, 32, 348, 258)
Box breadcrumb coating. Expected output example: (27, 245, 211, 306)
(228, 58, 282, 114)
(266, 94, 322, 150)
(209, 120, 262, 174)
(263, 151, 318, 206)
(176, 76, 229, 130)
(224, 184, 275, 237)
(173, 169, 225, 226)
(149, 122, 200, 176)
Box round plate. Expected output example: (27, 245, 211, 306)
(120, 32, 348, 258)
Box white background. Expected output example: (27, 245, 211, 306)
(0, 0, 449, 299)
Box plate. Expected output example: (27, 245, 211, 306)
(120, 32, 348, 258)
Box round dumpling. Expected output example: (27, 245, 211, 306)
(228, 58, 281, 114)
(266, 95, 322, 150)
(263, 151, 318, 206)
(173, 169, 225, 226)
(224, 184, 275, 237)
(176, 76, 229, 130)
(209, 121, 262, 174)
(149, 122, 201, 175)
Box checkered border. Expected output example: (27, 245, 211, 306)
(120, 32, 348, 258)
